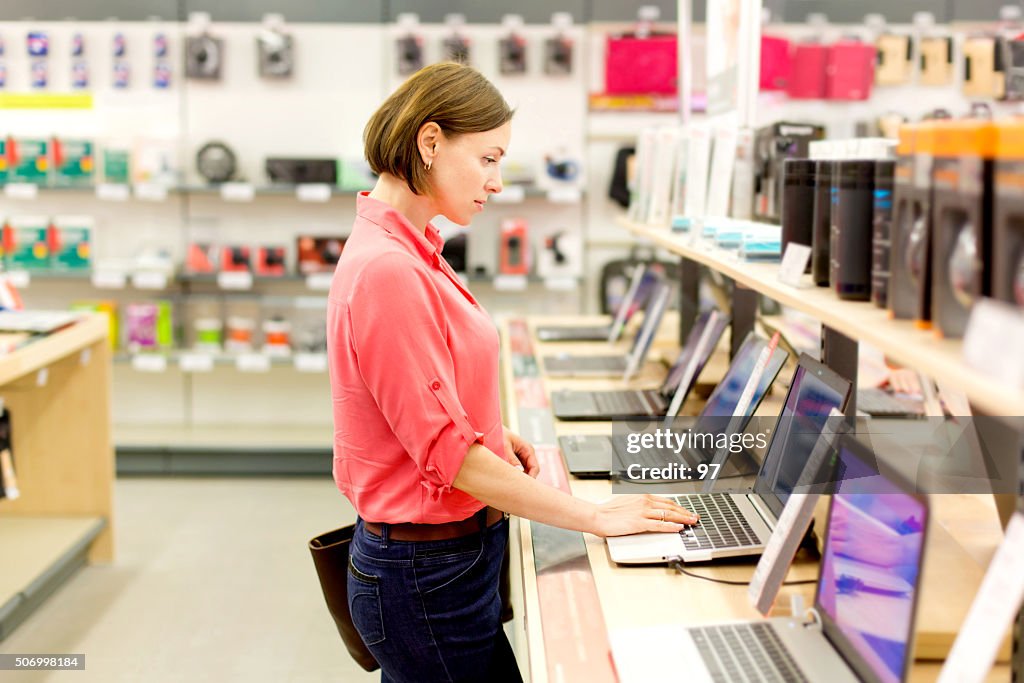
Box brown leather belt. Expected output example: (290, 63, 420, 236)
(363, 507, 506, 542)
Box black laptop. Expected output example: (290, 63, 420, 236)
(550, 309, 729, 421)
(535, 264, 658, 342)
(558, 332, 789, 478)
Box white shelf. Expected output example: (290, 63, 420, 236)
(115, 423, 331, 451)
(617, 216, 1024, 417)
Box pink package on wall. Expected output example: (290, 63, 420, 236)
(786, 43, 829, 99)
(126, 303, 158, 350)
(825, 41, 876, 100)
(760, 35, 792, 91)
(604, 34, 677, 94)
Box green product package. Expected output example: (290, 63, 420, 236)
(53, 138, 95, 187)
(102, 148, 131, 184)
(156, 301, 174, 348)
(338, 158, 376, 191)
(5, 218, 51, 269)
(51, 219, 92, 270)
(9, 138, 50, 185)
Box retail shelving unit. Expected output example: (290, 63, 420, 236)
(0, 313, 114, 640)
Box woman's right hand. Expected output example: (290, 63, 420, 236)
(590, 495, 699, 537)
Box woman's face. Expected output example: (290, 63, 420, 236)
(430, 122, 511, 226)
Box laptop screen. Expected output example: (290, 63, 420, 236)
(690, 333, 788, 437)
(816, 440, 928, 683)
(753, 358, 851, 520)
(611, 267, 662, 342)
(625, 283, 671, 371)
(660, 310, 709, 395)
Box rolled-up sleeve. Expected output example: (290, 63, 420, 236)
(347, 253, 482, 498)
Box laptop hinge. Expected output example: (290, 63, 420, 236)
(747, 495, 777, 528)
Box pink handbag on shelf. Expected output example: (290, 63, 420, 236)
(604, 33, 678, 94)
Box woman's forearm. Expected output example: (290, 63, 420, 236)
(453, 443, 598, 533)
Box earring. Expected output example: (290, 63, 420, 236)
(425, 159, 432, 171)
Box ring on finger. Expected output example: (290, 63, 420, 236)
(660, 510, 666, 522)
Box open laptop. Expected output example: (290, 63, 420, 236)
(611, 436, 929, 683)
(542, 281, 671, 378)
(857, 387, 926, 419)
(550, 309, 729, 421)
(606, 353, 852, 563)
(535, 264, 657, 342)
(558, 332, 788, 479)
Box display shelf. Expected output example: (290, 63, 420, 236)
(0, 516, 105, 640)
(113, 350, 325, 372)
(116, 423, 331, 450)
(617, 216, 1024, 417)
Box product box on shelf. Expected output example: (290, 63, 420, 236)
(876, 33, 913, 86)
(132, 138, 179, 186)
(125, 301, 173, 351)
(51, 138, 94, 187)
(931, 121, 996, 338)
(70, 300, 118, 349)
(220, 245, 251, 273)
(100, 144, 132, 184)
(963, 35, 1006, 99)
(825, 40, 876, 101)
(186, 242, 218, 274)
(889, 122, 940, 328)
(6, 138, 49, 185)
(753, 122, 826, 224)
(338, 159, 376, 192)
(3, 216, 50, 269)
(255, 246, 287, 277)
(830, 160, 877, 301)
(920, 36, 955, 86)
(604, 32, 677, 94)
(0, 139, 7, 184)
(499, 218, 529, 275)
(296, 235, 345, 274)
(50, 216, 93, 270)
(872, 161, 896, 308)
(992, 121, 1024, 309)
(786, 43, 828, 99)
(760, 35, 792, 91)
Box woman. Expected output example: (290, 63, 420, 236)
(327, 62, 698, 683)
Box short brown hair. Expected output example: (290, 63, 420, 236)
(363, 62, 514, 195)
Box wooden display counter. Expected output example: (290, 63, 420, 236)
(0, 313, 115, 640)
(503, 315, 1011, 683)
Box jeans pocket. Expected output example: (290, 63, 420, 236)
(347, 554, 385, 646)
(414, 542, 485, 596)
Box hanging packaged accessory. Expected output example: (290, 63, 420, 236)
(394, 14, 423, 76)
(787, 42, 828, 99)
(991, 121, 1024, 309)
(499, 15, 527, 75)
(154, 32, 171, 88)
(825, 39, 876, 100)
(186, 14, 223, 81)
(70, 32, 87, 88)
(545, 13, 574, 75)
(257, 14, 294, 79)
(442, 14, 471, 65)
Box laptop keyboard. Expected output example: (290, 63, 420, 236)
(594, 391, 651, 415)
(672, 494, 760, 551)
(858, 388, 924, 417)
(690, 622, 809, 683)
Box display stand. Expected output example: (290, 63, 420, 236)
(0, 314, 114, 640)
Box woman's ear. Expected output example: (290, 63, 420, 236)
(417, 122, 441, 167)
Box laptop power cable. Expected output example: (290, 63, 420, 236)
(670, 560, 817, 587)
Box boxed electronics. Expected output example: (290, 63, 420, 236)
(753, 122, 825, 224)
(992, 121, 1024, 309)
(265, 158, 337, 185)
(931, 120, 996, 338)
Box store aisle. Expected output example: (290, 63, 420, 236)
(0, 477, 379, 682)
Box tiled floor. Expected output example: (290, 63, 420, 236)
(0, 478, 382, 682)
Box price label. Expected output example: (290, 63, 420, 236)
(134, 183, 169, 202)
(296, 183, 332, 202)
(493, 185, 525, 203)
(294, 353, 328, 373)
(131, 271, 169, 290)
(493, 275, 528, 291)
(131, 354, 168, 373)
(547, 187, 582, 204)
(179, 353, 214, 373)
(217, 271, 253, 290)
(236, 353, 271, 373)
(91, 270, 127, 289)
(4, 183, 39, 200)
(7, 270, 30, 289)
(305, 272, 333, 291)
(96, 183, 131, 201)
(544, 276, 577, 291)
(777, 243, 812, 287)
(80, 348, 92, 366)
(36, 367, 49, 387)
(220, 182, 255, 202)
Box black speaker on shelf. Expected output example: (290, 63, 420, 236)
(265, 158, 337, 185)
(872, 160, 896, 308)
(931, 121, 996, 338)
(811, 160, 834, 287)
(830, 160, 876, 301)
(781, 159, 815, 273)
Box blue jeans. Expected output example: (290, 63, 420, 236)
(348, 513, 522, 683)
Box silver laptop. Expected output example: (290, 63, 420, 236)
(542, 281, 671, 378)
(558, 332, 788, 479)
(612, 436, 929, 683)
(550, 309, 728, 421)
(535, 264, 657, 342)
(607, 354, 851, 563)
